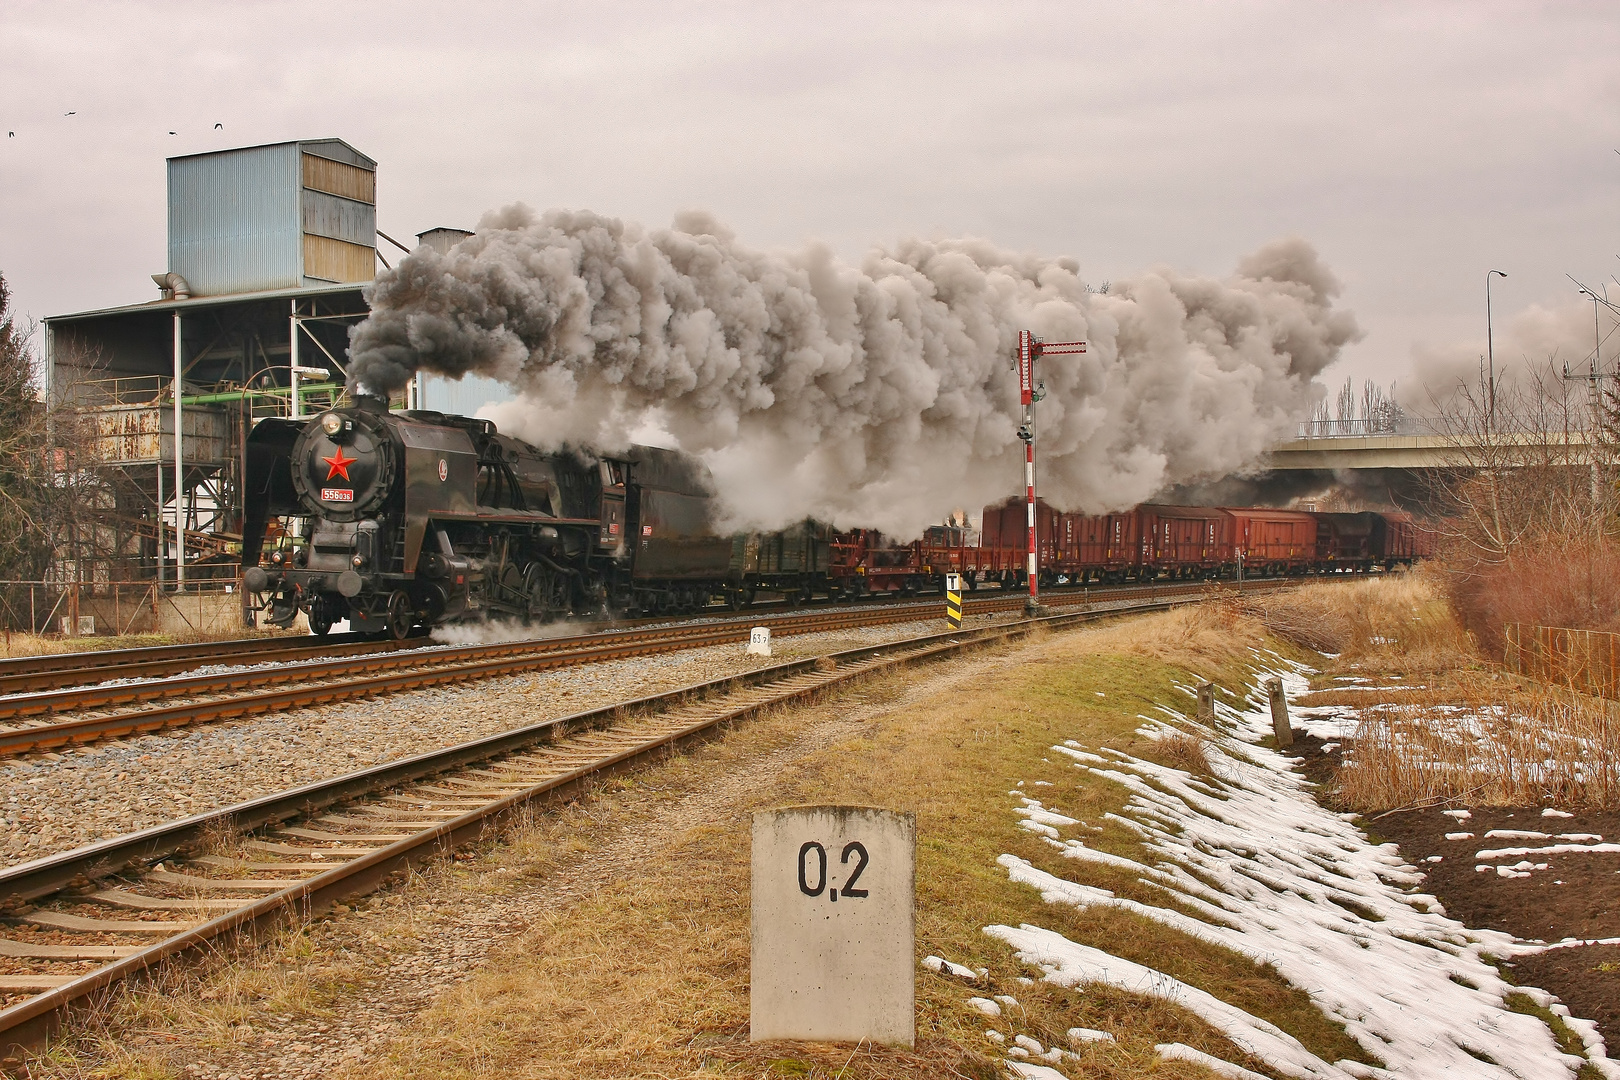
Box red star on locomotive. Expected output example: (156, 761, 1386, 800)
(321, 447, 356, 482)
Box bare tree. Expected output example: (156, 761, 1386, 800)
(1421, 360, 1620, 650)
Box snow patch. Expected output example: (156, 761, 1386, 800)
(983, 663, 1607, 1079)
(1157, 1042, 1272, 1080)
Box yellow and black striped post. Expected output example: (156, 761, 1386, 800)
(945, 573, 963, 629)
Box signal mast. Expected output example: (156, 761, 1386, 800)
(1015, 330, 1087, 614)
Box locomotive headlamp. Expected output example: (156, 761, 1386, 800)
(270, 550, 285, 564)
(351, 554, 365, 568)
(320, 413, 344, 437)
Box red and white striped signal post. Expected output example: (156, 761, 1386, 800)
(1015, 330, 1087, 614)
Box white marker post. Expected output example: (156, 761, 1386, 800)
(751, 806, 916, 1047)
(746, 626, 772, 656)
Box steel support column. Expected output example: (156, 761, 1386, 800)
(172, 312, 185, 588)
(289, 300, 301, 420)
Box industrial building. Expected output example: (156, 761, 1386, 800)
(36, 138, 474, 629)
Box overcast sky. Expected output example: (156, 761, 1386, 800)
(2, 1, 1615, 394)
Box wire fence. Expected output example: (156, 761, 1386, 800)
(0, 578, 247, 636)
(1504, 623, 1620, 700)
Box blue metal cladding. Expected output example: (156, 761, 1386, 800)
(300, 189, 375, 246)
(168, 143, 302, 295)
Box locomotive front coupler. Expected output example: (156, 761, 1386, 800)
(264, 581, 306, 629)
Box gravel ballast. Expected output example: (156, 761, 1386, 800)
(0, 614, 1003, 866)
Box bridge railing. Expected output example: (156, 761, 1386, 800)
(1292, 417, 1429, 439)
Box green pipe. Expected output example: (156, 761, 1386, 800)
(179, 383, 341, 406)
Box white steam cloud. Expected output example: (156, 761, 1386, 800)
(349, 206, 1359, 536)
(1402, 299, 1612, 412)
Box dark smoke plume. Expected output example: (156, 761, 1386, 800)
(349, 206, 1359, 535)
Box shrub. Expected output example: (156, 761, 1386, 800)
(1441, 537, 1620, 657)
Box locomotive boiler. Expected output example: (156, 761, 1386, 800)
(241, 395, 785, 638)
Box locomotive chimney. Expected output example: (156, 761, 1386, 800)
(354, 392, 388, 415)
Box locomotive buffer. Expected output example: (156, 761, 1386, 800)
(1015, 330, 1087, 614)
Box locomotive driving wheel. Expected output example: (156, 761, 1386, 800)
(523, 563, 552, 621)
(523, 562, 570, 621)
(385, 590, 414, 641)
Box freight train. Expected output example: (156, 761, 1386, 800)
(240, 398, 1431, 638)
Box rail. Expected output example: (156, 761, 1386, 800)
(0, 592, 1221, 1053)
(0, 582, 1295, 754)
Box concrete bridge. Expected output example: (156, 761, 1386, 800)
(1264, 423, 1597, 471)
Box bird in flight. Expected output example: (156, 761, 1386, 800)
(214, 122, 223, 129)
(6, 132, 13, 139)
(64, 111, 76, 116)
(168, 130, 176, 135)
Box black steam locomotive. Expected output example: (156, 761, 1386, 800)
(242, 396, 831, 638)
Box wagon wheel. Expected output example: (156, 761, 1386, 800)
(385, 590, 414, 641)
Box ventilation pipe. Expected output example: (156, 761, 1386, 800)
(151, 272, 192, 301)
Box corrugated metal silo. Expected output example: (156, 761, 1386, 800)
(167, 138, 377, 296)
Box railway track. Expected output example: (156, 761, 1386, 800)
(0, 581, 1286, 759)
(0, 577, 1273, 697)
(0, 592, 1204, 1056)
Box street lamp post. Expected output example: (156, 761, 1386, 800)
(1486, 269, 1507, 433)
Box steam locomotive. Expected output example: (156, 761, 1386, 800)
(241, 395, 831, 638)
(241, 397, 1432, 639)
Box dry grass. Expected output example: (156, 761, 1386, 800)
(1156, 732, 1214, 777)
(35, 608, 1373, 1079)
(40, 918, 365, 1076)
(1104, 600, 1260, 673)
(1240, 574, 1620, 813)
(1335, 684, 1620, 812)
(1239, 570, 1474, 672)
(0, 626, 297, 659)
(313, 616, 1365, 1080)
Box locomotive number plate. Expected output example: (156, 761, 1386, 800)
(321, 488, 354, 502)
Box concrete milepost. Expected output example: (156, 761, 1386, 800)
(747, 626, 772, 656)
(751, 806, 916, 1047)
